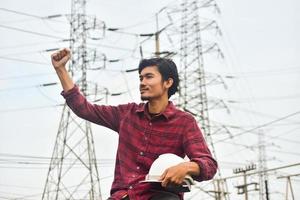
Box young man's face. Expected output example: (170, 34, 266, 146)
(139, 66, 169, 101)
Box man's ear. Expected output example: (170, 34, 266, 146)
(165, 78, 174, 89)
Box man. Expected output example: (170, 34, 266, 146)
(51, 48, 218, 200)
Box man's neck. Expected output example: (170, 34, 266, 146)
(147, 98, 169, 114)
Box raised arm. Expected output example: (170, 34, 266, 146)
(51, 48, 74, 92)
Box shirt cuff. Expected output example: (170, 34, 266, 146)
(190, 158, 216, 182)
(60, 85, 79, 98)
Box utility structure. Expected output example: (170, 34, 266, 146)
(42, 0, 105, 199)
(258, 130, 269, 200)
(178, 0, 228, 199)
(277, 173, 300, 200)
(233, 164, 259, 200)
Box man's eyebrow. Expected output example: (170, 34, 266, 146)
(140, 72, 154, 77)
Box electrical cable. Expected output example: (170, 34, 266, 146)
(0, 24, 65, 39)
(214, 110, 300, 144)
(0, 55, 49, 65)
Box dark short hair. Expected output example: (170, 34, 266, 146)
(138, 58, 179, 99)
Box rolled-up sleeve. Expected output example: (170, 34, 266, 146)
(182, 119, 218, 181)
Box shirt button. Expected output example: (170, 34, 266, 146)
(129, 186, 133, 189)
(149, 122, 152, 125)
(132, 174, 136, 178)
(136, 166, 140, 170)
(144, 137, 147, 140)
(140, 151, 144, 156)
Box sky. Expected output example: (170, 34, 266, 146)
(0, 0, 300, 199)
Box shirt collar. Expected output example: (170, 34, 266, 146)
(135, 101, 176, 120)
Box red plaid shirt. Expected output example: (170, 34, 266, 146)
(62, 86, 217, 200)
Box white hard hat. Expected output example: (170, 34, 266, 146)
(142, 153, 194, 193)
(145, 153, 185, 181)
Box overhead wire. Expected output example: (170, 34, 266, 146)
(226, 93, 300, 102)
(267, 149, 300, 157)
(0, 104, 63, 113)
(0, 40, 67, 50)
(213, 122, 300, 145)
(264, 125, 300, 144)
(215, 126, 300, 159)
(0, 7, 50, 19)
(214, 110, 300, 144)
(227, 104, 300, 123)
(0, 72, 56, 81)
(0, 153, 116, 169)
(0, 56, 49, 65)
(0, 7, 66, 23)
(0, 24, 65, 39)
(221, 140, 300, 158)
(0, 175, 114, 200)
(225, 66, 300, 77)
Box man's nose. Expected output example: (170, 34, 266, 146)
(140, 83, 146, 88)
(140, 78, 146, 85)
(140, 80, 147, 89)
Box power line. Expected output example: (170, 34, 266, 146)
(0, 75, 131, 92)
(221, 141, 300, 160)
(0, 24, 65, 39)
(218, 163, 300, 181)
(215, 111, 300, 144)
(88, 42, 142, 53)
(0, 7, 66, 23)
(264, 126, 300, 144)
(0, 55, 49, 65)
(224, 66, 300, 78)
(0, 175, 113, 200)
(0, 72, 56, 81)
(216, 124, 300, 146)
(0, 7, 47, 19)
(228, 105, 300, 124)
(0, 104, 62, 113)
(267, 149, 300, 157)
(221, 140, 300, 165)
(0, 152, 114, 160)
(0, 91, 126, 112)
(0, 82, 58, 92)
(226, 93, 300, 102)
(0, 40, 65, 50)
(0, 48, 58, 57)
(210, 121, 300, 129)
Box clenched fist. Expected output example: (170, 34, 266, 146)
(51, 48, 71, 70)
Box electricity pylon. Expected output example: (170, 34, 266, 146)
(258, 130, 269, 200)
(42, 0, 104, 199)
(178, 0, 229, 199)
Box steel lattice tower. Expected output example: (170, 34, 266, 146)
(179, 0, 216, 163)
(178, 0, 229, 199)
(41, 0, 102, 199)
(258, 130, 268, 200)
